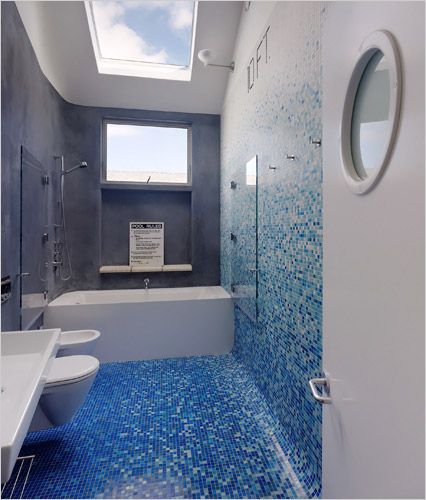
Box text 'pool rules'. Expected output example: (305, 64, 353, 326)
(129, 222, 164, 267)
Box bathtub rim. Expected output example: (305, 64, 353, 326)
(47, 286, 231, 307)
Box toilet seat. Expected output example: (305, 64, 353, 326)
(46, 355, 99, 387)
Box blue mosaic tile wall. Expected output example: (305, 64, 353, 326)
(4, 356, 308, 499)
(221, 3, 323, 496)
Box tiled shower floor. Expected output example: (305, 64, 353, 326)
(3, 355, 308, 499)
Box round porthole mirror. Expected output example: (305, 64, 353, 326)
(340, 30, 402, 194)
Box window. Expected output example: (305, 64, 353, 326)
(85, 1, 197, 81)
(103, 121, 191, 186)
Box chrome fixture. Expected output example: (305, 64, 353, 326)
(309, 137, 322, 147)
(309, 374, 332, 404)
(198, 49, 235, 71)
(1, 455, 35, 499)
(286, 154, 296, 161)
(61, 161, 88, 176)
(144, 278, 150, 290)
(1, 276, 12, 304)
(53, 155, 89, 281)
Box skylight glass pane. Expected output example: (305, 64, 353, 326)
(106, 123, 188, 184)
(91, 1, 195, 67)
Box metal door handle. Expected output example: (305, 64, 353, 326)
(309, 377, 332, 404)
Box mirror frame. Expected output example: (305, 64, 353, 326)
(340, 30, 402, 195)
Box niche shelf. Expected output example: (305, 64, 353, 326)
(99, 264, 192, 274)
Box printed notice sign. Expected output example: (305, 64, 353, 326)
(129, 222, 164, 267)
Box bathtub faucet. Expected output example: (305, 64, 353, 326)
(144, 278, 150, 290)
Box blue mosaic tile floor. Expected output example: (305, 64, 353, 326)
(4, 355, 309, 499)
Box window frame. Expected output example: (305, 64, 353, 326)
(101, 118, 193, 191)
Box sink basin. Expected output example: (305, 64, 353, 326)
(1, 329, 60, 483)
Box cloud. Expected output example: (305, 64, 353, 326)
(122, 1, 194, 32)
(165, 2, 194, 31)
(107, 124, 142, 138)
(92, 1, 168, 63)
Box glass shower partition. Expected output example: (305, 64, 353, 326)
(230, 155, 259, 322)
(20, 146, 50, 329)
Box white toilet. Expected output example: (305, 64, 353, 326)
(29, 330, 100, 432)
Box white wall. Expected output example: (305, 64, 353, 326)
(222, 1, 276, 110)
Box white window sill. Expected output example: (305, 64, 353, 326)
(100, 264, 192, 274)
(101, 182, 192, 192)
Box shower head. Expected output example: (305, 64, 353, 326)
(63, 161, 88, 175)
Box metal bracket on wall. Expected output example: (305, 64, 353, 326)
(41, 175, 50, 185)
(17, 272, 30, 278)
(309, 137, 322, 147)
(286, 154, 296, 161)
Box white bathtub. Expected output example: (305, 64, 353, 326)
(43, 286, 234, 362)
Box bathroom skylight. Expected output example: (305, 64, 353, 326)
(85, 1, 197, 81)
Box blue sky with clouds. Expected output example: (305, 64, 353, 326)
(123, 5, 193, 65)
(107, 124, 187, 174)
(92, 1, 195, 66)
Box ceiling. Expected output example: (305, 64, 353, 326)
(15, 1, 242, 114)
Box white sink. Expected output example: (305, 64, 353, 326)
(1, 329, 60, 483)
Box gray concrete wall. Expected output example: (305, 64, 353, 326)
(1, 2, 220, 330)
(1, 2, 66, 330)
(102, 191, 192, 267)
(59, 105, 220, 295)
